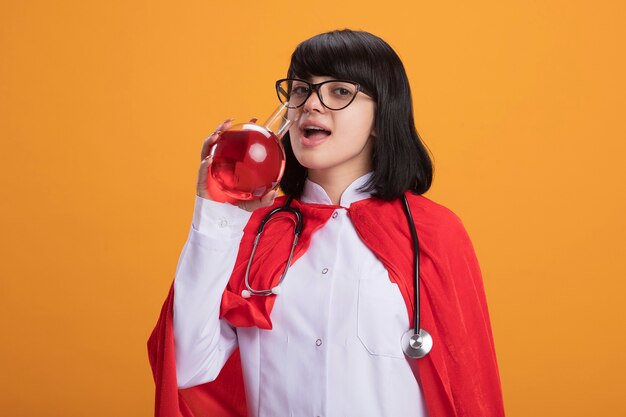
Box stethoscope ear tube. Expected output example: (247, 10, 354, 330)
(244, 196, 302, 298)
(256, 206, 302, 234)
(401, 195, 432, 358)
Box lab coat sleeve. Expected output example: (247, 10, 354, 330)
(173, 196, 252, 388)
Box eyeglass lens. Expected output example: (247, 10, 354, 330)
(277, 80, 358, 110)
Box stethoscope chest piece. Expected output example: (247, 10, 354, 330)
(402, 328, 433, 359)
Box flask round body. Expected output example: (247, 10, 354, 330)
(209, 123, 286, 200)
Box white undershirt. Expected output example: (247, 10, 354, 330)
(173, 173, 428, 417)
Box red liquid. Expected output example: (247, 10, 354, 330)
(209, 124, 286, 200)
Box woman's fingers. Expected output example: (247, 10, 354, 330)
(237, 190, 278, 212)
(259, 190, 279, 206)
(196, 155, 213, 198)
(200, 118, 234, 160)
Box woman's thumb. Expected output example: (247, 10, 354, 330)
(259, 190, 279, 207)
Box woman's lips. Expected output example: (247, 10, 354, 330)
(297, 119, 332, 148)
(299, 130, 331, 147)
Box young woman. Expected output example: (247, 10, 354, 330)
(149, 29, 505, 417)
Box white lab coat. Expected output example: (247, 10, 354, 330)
(173, 174, 428, 417)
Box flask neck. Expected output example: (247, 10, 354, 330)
(263, 103, 298, 140)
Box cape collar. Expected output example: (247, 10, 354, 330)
(301, 172, 374, 207)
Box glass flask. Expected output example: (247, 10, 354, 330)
(209, 103, 297, 200)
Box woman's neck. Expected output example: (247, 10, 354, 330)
(307, 167, 371, 205)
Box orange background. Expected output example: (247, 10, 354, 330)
(1, 1, 625, 416)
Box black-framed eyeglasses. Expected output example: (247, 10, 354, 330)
(275, 78, 369, 111)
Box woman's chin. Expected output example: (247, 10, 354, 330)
(293, 151, 333, 171)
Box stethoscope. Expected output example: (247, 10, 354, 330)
(240, 195, 433, 359)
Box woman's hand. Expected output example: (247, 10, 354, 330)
(196, 118, 278, 212)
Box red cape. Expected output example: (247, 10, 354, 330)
(148, 193, 505, 416)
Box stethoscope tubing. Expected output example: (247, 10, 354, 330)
(243, 196, 302, 297)
(401, 195, 421, 335)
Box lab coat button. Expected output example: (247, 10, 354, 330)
(315, 339, 323, 346)
(332, 212, 338, 219)
(321, 268, 329, 275)
(218, 218, 228, 228)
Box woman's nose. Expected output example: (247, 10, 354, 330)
(302, 89, 325, 113)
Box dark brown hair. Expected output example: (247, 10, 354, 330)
(279, 29, 433, 200)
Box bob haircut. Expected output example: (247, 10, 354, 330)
(279, 29, 433, 201)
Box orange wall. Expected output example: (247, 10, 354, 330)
(1, 1, 625, 416)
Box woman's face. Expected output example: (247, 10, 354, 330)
(287, 75, 376, 178)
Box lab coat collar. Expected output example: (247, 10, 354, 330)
(300, 172, 374, 207)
